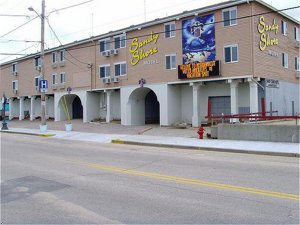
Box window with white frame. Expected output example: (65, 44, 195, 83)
(294, 27, 299, 41)
(282, 53, 288, 68)
(114, 62, 127, 76)
(99, 38, 110, 52)
(52, 52, 57, 63)
(223, 7, 237, 26)
(165, 22, 176, 38)
(295, 57, 299, 71)
(114, 34, 126, 49)
(34, 76, 40, 88)
(99, 65, 110, 78)
(52, 74, 58, 85)
(35, 57, 41, 67)
(60, 73, 66, 83)
(12, 80, 18, 91)
(224, 44, 238, 63)
(60, 50, 65, 61)
(281, 20, 287, 35)
(12, 63, 17, 73)
(165, 54, 176, 70)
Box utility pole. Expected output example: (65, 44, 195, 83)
(40, 0, 46, 128)
(29, 0, 46, 131)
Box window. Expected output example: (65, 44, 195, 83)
(60, 73, 66, 83)
(165, 22, 176, 38)
(35, 57, 41, 67)
(224, 44, 238, 63)
(34, 76, 40, 88)
(60, 50, 65, 61)
(295, 57, 299, 71)
(12, 80, 18, 91)
(282, 53, 288, 68)
(99, 65, 110, 78)
(52, 52, 57, 63)
(99, 38, 110, 52)
(223, 7, 237, 26)
(114, 34, 126, 49)
(12, 63, 17, 73)
(281, 20, 287, 35)
(114, 62, 127, 76)
(165, 54, 176, 70)
(52, 74, 58, 85)
(294, 27, 299, 41)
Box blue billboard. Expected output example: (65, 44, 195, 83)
(182, 14, 216, 64)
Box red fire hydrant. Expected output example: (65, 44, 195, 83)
(197, 126, 205, 139)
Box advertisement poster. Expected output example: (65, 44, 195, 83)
(182, 14, 216, 64)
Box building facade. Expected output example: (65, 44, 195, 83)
(0, 0, 299, 127)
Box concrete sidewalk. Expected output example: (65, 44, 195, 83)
(2, 127, 299, 157)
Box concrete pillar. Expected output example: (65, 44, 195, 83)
(9, 98, 13, 120)
(230, 80, 239, 122)
(19, 97, 24, 120)
(45, 95, 49, 119)
(106, 90, 112, 123)
(30, 96, 35, 121)
(249, 80, 258, 113)
(192, 83, 201, 127)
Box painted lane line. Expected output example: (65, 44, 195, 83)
(70, 160, 300, 201)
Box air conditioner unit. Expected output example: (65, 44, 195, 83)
(35, 86, 39, 91)
(103, 78, 111, 84)
(111, 77, 119, 83)
(12, 71, 18, 76)
(59, 61, 65, 67)
(13, 89, 18, 94)
(35, 65, 41, 71)
(295, 40, 300, 48)
(51, 63, 58, 68)
(111, 49, 119, 55)
(296, 71, 300, 78)
(102, 50, 111, 57)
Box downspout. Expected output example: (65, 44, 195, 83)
(250, 1, 255, 79)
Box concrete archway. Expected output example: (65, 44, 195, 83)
(57, 94, 83, 121)
(127, 87, 160, 125)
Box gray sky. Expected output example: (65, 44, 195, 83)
(0, 0, 299, 63)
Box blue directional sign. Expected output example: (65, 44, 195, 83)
(40, 80, 48, 93)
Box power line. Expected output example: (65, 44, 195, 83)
(1, 5, 299, 67)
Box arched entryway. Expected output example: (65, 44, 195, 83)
(72, 96, 83, 119)
(127, 87, 160, 125)
(145, 90, 159, 124)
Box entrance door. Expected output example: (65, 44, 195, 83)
(145, 90, 159, 124)
(72, 96, 83, 119)
(209, 96, 231, 116)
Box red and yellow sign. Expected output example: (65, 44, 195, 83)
(178, 60, 220, 79)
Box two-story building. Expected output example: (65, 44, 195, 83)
(0, 0, 299, 126)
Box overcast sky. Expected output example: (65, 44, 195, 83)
(0, 0, 299, 64)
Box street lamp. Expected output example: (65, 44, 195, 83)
(1, 93, 8, 131)
(28, 0, 47, 132)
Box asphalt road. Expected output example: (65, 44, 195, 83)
(1, 133, 299, 224)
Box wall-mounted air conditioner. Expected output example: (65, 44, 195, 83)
(12, 71, 18, 76)
(103, 78, 111, 84)
(111, 77, 119, 83)
(295, 40, 300, 48)
(13, 89, 18, 94)
(110, 49, 119, 55)
(102, 50, 111, 57)
(296, 71, 300, 78)
(35, 65, 41, 71)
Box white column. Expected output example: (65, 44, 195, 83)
(45, 95, 49, 119)
(192, 83, 201, 127)
(249, 80, 258, 113)
(106, 90, 112, 123)
(230, 80, 239, 122)
(9, 98, 13, 120)
(19, 97, 24, 120)
(30, 96, 35, 121)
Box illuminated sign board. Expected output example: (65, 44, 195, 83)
(178, 60, 220, 79)
(129, 32, 159, 66)
(257, 16, 279, 51)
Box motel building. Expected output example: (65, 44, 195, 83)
(0, 0, 299, 127)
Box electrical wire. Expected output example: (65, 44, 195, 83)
(1, 5, 299, 68)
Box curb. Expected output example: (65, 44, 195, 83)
(0, 130, 56, 137)
(111, 139, 300, 158)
